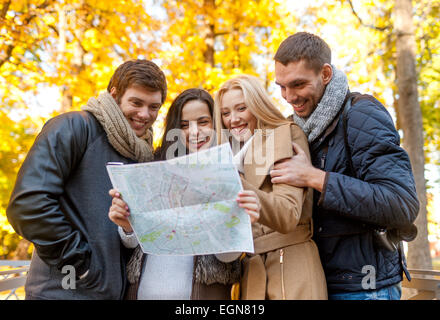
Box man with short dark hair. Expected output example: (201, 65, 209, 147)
(7, 59, 167, 299)
(270, 32, 419, 300)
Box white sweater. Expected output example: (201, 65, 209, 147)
(118, 227, 241, 299)
(118, 227, 193, 300)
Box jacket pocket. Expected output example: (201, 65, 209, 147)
(76, 253, 100, 289)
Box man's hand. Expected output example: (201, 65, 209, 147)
(270, 141, 326, 192)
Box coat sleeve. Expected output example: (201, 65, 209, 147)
(319, 99, 419, 229)
(6, 113, 92, 275)
(241, 125, 310, 234)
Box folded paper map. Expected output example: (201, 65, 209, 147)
(106, 143, 254, 255)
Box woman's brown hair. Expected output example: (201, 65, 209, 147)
(155, 88, 214, 160)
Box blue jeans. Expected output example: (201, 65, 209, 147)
(329, 283, 402, 300)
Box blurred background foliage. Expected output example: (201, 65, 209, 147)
(0, 0, 439, 267)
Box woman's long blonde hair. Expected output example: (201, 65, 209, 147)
(214, 74, 291, 144)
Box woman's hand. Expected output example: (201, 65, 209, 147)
(108, 189, 133, 233)
(236, 190, 260, 224)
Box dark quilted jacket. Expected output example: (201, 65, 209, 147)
(309, 93, 419, 293)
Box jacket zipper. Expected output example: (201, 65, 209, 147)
(280, 249, 286, 300)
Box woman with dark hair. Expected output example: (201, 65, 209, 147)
(155, 88, 215, 160)
(108, 88, 260, 300)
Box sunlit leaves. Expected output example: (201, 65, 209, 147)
(0, 0, 438, 259)
(0, 0, 159, 257)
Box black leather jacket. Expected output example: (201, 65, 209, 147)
(7, 111, 135, 299)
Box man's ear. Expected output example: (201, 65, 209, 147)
(110, 87, 117, 100)
(321, 63, 333, 85)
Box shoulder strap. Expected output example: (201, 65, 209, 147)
(342, 95, 355, 176)
(319, 92, 374, 172)
(342, 92, 380, 177)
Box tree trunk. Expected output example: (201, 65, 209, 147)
(394, 0, 432, 269)
(202, 0, 215, 67)
(57, 5, 73, 112)
(58, 3, 86, 112)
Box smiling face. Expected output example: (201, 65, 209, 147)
(112, 85, 162, 137)
(275, 60, 332, 118)
(180, 99, 214, 153)
(220, 88, 257, 143)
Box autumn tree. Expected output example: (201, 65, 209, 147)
(0, 0, 159, 257)
(345, 0, 436, 269)
(394, 0, 432, 269)
(308, 0, 438, 269)
(156, 0, 295, 94)
(1, 0, 438, 264)
(0, 0, 51, 258)
(0, 0, 298, 257)
(148, 0, 297, 144)
(44, 0, 161, 111)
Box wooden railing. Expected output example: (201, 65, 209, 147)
(0, 260, 30, 300)
(402, 269, 440, 300)
(1, 260, 438, 300)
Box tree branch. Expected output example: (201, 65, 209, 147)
(346, 0, 390, 32)
(0, 44, 14, 68)
(214, 31, 229, 37)
(0, 0, 11, 20)
(0, 0, 53, 69)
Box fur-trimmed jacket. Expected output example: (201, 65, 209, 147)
(124, 246, 241, 300)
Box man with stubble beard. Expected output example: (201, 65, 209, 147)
(270, 32, 419, 300)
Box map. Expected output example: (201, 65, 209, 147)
(106, 143, 254, 255)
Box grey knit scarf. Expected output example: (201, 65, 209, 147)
(82, 91, 154, 162)
(293, 65, 349, 143)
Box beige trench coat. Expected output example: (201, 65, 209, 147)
(239, 123, 327, 300)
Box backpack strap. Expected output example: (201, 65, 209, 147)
(318, 91, 375, 173)
(341, 92, 378, 177)
(342, 95, 355, 176)
(342, 93, 417, 267)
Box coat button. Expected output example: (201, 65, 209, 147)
(318, 227, 323, 232)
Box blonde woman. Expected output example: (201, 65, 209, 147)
(215, 75, 327, 300)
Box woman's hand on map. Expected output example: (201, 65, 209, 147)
(236, 190, 260, 224)
(108, 189, 133, 233)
